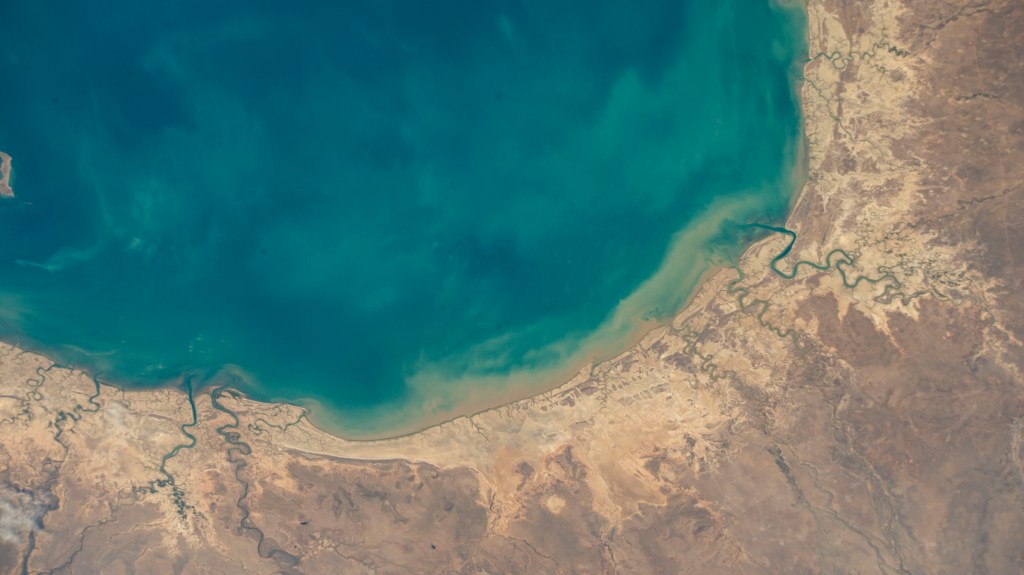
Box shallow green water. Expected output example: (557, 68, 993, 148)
(0, 0, 806, 434)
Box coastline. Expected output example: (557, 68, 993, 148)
(0, 181, 799, 439)
(0, 194, 795, 442)
(0, 1, 811, 441)
(198, 185, 804, 439)
(0, 149, 806, 440)
(241, 0, 810, 439)
(3, 0, 1022, 571)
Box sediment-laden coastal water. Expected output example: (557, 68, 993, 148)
(0, 0, 806, 435)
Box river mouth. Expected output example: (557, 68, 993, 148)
(0, 0, 807, 437)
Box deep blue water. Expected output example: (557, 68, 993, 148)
(0, 0, 805, 434)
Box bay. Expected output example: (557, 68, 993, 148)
(0, 0, 806, 435)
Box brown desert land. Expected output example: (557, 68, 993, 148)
(1, 0, 1022, 573)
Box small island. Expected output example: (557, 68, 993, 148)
(0, 151, 13, 198)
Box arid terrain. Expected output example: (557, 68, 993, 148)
(1, 0, 1022, 573)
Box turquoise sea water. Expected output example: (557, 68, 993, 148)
(0, 1, 805, 435)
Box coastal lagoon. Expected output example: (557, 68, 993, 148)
(0, 0, 805, 435)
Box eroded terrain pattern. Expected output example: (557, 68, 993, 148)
(1, 0, 1022, 573)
